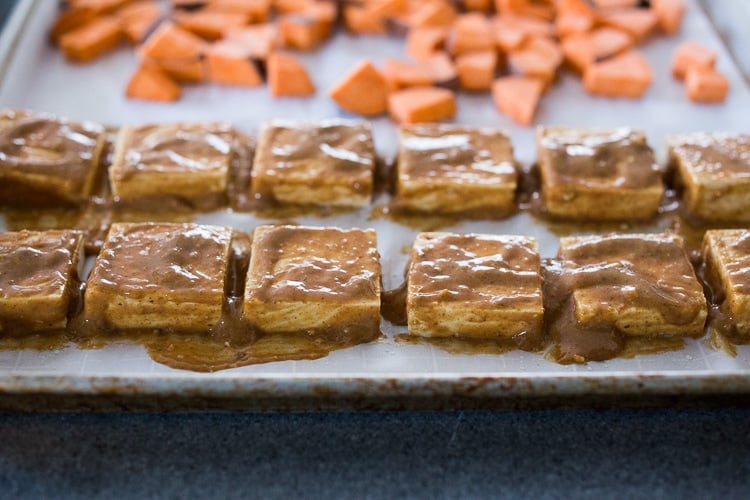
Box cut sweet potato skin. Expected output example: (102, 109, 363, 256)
(387, 86, 456, 123)
(126, 63, 182, 101)
(330, 60, 389, 116)
(492, 75, 544, 126)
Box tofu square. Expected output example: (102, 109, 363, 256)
(84, 222, 233, 332)
(702, 230, 750, 337)
(394, 124, 518, 217)
(0, 230, 85, 334)
(668, 132, 750, 222)
(251, 119, 376, 207)
(537, 127, 663, 220)
(243, 225, 381, 340)
(110, 122, 235, 210)
(558, 233, 707, 337)
(407, 232, 544, 341)
(0, 109, 106, 207)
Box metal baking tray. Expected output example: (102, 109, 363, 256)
(1, 0, 750, 411)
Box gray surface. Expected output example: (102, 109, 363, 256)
(2, 409, 750, 499)
(0, 3, 749, 499)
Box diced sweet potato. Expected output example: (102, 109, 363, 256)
(591, 0, 639, 7)
(685, 67, 729, 103)
(405, 26, 448, 59)
(492, 14, 556, 52)
(447, 12, 494, 55)
(423, 51, 459, 88)
(561, 27, 633, 72)
(597, 7, 658, 43)
(278, 2, 336, 50)
(330, 59, 389, 116)
(68, 0, 131, 15)
(59, 16, 123, 63)
(50, 7, 98, 44)
(388, 86, 456, 123)
(495, 0, 555, 21)
(138, 21, 206, 61)
(343, 5, 388, 34)
(507, 36, 562, 86)
(174, 10, 249, 41)
(116, 1, 162, 44)
(382, 59, 435, 89)
(225, 24, 277, 59)
(671, 41, 717, 80)
(583, 49, 652, 98)
(153, 58, 206, 82)
(410, 1, 457, 28)
(555, 0, 595, 37)
(205, 40, 263, 86)
(462, 0, 493, 11)
(652, 0, 685, 35)
(491, 75, 544, 125)
(126, 63, 182, 101)
(267, 51, 315, 97)
(456, 50, 498, 90)
(204, 0, 272, 23)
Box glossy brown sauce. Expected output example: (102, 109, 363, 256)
(395, 333, 528, 356)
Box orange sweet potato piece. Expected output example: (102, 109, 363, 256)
(205, 40, 263, 86)
(447, 12, 494, 55)
(174, 10, 249, 41)
(410, 1, 457, 28)
(278, 2, 336, 50)
(561, 26, 633, 72)
(204, 0, 272, 23)
(330, 59, 389, 116)
(671, 41, 717, 80)
(583, 49, 652, 98)
(597, 7, 658, 43)
(59, 16, 123, 62)
(591, 0, 638, 7)
(652, 0, 684, 35)
(456, 50, 498, 90)
(343, 5, 388, 34)
(492, 14, 556, 52)
(225, 24, 277, 59)
(267, 52, 315, 97)
(555, 0, 595, 37)
(685, 67, 729, 103)
(462, 0, 493, 11)
(152, 58, 207, 82)
(138, 21, 206, 61)
(495, 0, 555, 21)
(382, 59, 435, 89)
(491, 75, 544, 125)
(116, 0, 162, 44)
(126, 63, 182, 101)
(421, 51, 459, 88)
(387, 86, 456, 123)
(50, 7, 98, 44)
(405, 26, 448, 59)
(68, 0, 131, 14)
(507, 36, 562, 85)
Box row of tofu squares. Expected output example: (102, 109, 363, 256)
(1, 109, 749, 221)
(0, 222, 746, 342)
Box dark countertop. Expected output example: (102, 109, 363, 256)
(1, 2, 750, 498)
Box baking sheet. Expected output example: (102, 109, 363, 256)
(1, 0, 750, 410)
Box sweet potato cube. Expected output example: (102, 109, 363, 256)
(225, 24, 277, 59)
(267, 52, 315, 97)
(138, 21, 206, 61)
(330, 60, 389, 116)
(597, 7, 658, 43)
(410, 1, 456, 28)
(405, 26, 448, 60)
(653, 0, 685, 35)
(456, 50, 498, 91)
(153, 58, 206, 83)
(447, 12, 494, 55)
(382, 59, 435, 89)
(50, 7, 98, 44)
(561, 27, 632, 72)
(126, 64, 182, 101)
(685, 67, 729, 103)
(174, 10, 249, 41)
(555, 0, 595, 37)
(59, 16, 122, 63)
(278, 2, 336, 50)
(492, 14, 556, 52)
(492, 75, 544, 126)
(507, 36, 562, 85)
(206, 40, 263, 86)
(342, 5, 388, 35)
(671, 41, 717, 80)
(421, 51, 459, 88)
(583, 49, 652, 98)
(388, 86, 456, 123)
(116, 1, 162, 44)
